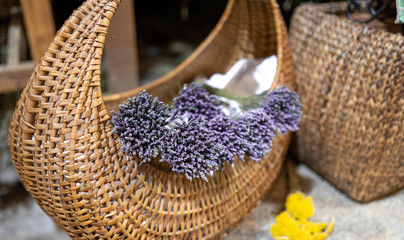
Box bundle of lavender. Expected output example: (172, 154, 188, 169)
(111, 58, 301, 181)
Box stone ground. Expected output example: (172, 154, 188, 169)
(1, 159, 403, 240)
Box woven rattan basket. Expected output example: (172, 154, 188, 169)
(8, 0, 294, 239)
(290, 2, 404, 203)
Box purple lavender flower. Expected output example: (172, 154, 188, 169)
(111, 90, 172, 163)
(111, 85, 302, 181)
(261, 87, 301, 135)
(173, 82, 223, 120)
(161, 116, 222, 181)
(206, 115, 247, 165)
(236, 108, 276, 161)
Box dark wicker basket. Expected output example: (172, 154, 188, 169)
(290, 2, 404, 203)
(8, 0, 295, 239)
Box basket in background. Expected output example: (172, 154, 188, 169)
(290, 2, 404, 203)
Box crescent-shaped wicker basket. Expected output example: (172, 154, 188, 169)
(290, 2, 404, 203)
(8, 0, 294, 239)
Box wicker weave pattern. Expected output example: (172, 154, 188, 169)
(290, 3, 404, 202)
(8, 0, 294, 239)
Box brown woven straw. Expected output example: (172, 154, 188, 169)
(8, 0, 294, 239)
(290, 2, 404, 203)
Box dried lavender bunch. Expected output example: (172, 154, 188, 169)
(261, 87, 301, 135)
(161, 117, 222, 181)
(110, 85, 302, 181)
(111, 90, 172, 163)
(237, 108, 276, 161)
(206, 115, 247, 165)
(173, 82, 223, 120)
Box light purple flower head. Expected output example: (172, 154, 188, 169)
(161, 116, 222, 181)
(261, 87, 301, 135)
(206, 115, 247, 165)
(110, 85, 302, 181)
(236, 108, 276, 161)
(173, 82, 223, 120)
(111, 90, 172, 163)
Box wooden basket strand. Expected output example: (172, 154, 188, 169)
(9, 0, 294, 239)
(290, 2, 404, 203)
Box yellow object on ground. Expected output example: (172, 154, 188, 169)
(270, 192, 334, 240)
